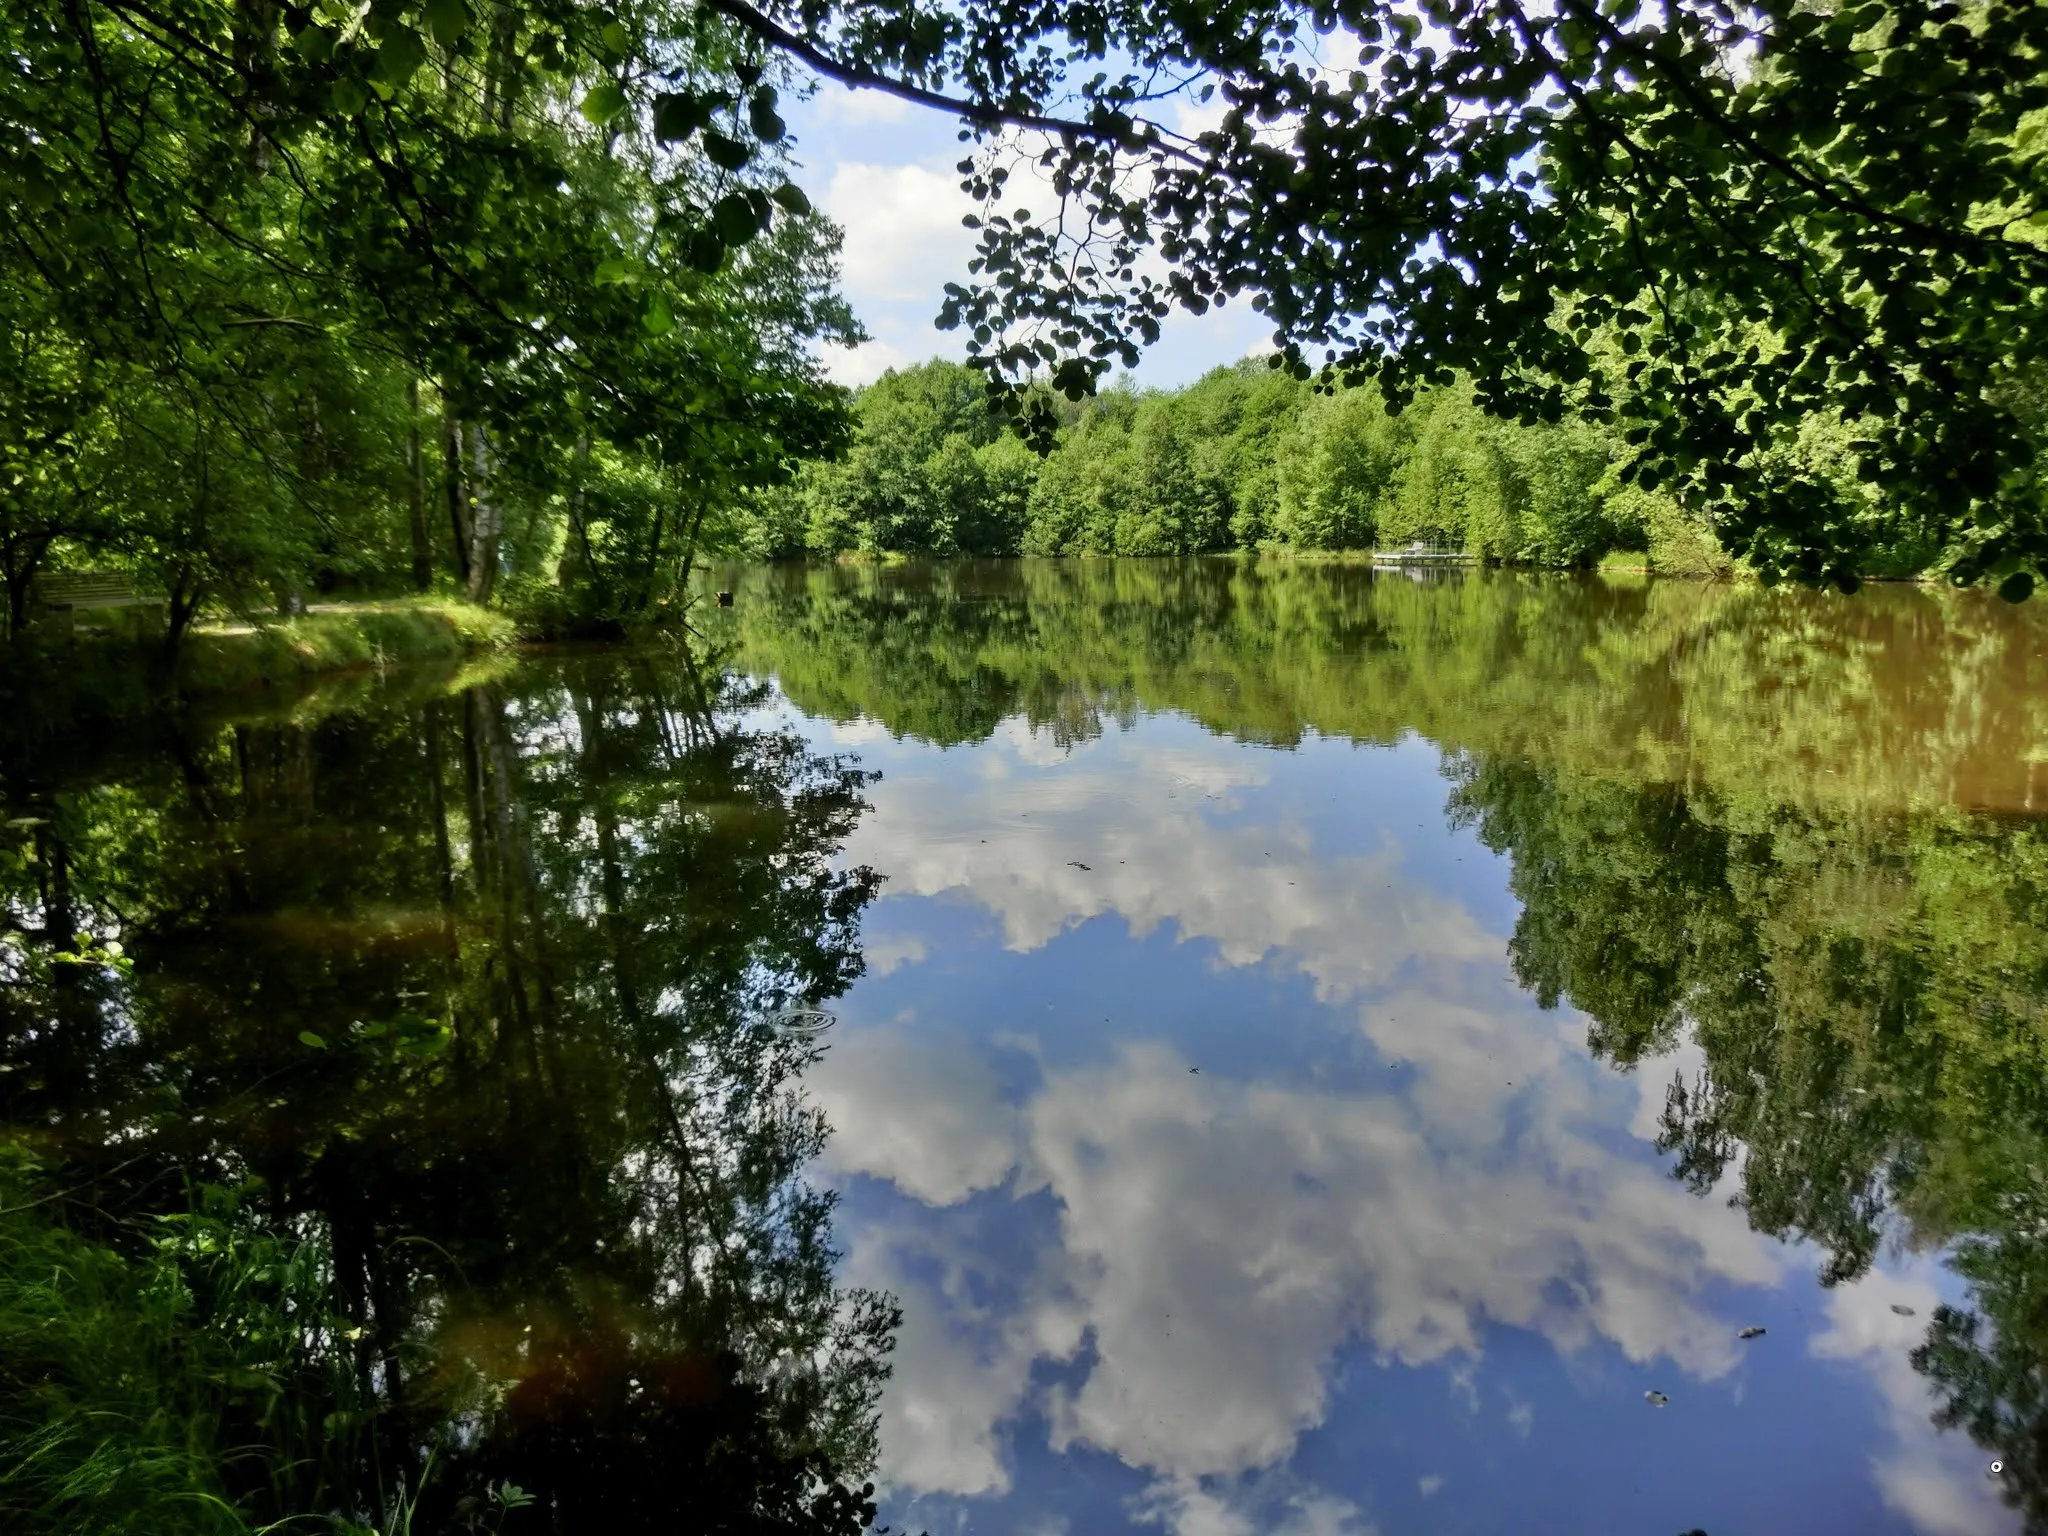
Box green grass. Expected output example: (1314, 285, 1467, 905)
(178, 599, 515, 695)
(0, 1145, 383, 1536)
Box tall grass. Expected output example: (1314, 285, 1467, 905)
(0, 1146, 363, 1535)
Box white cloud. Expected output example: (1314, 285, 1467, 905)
(822, 161, 976, 305)
(839, 734, 1496, 990)
(810, 1021, 1021, 1205)
(809, 81, 915, 128)
(827, 1015, 1786, 1498)
(821, 336, 924, 389)
(1131, 1474, 1374, 1536)
(1811, 1267, 2014, 1535)
(859, 931, 929, 976)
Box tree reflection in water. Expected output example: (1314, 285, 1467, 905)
(1447, 758, 2048, 1530)
(0, 650, 892, 1534)
(709, 559, 2048, 1531)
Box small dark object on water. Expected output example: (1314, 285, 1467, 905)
(716, 590, 734, 607)
(1068, 861, 1092, 871)
(1891, 1304, 1916, 1317)
(1738, 1326, 1766, 1339)
(1645, 1390, 1669, 1407)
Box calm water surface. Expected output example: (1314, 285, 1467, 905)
(5, 561, 2046, 1536)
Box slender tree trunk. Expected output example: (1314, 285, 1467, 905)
(4, 534, 51, 640)
(463, 423, 501, 605)
(407, 379, 432, 591)
(481, 5, 520, 131)
(674, 495, 710, 608)
(631, 500, 668, 614)
(557, 431, 594, 591)
(443, 413, 472, 587)
(165, 572, 204, 665)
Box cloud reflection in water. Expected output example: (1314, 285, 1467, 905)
(791, 708, 2011, 1536)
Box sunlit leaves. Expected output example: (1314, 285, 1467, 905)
(580, 81, 629, 126)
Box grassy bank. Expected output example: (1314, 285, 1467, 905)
(177, 598, 515, 695)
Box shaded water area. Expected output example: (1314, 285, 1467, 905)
(5, 560, 2048, 1534)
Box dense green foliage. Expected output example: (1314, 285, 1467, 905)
(705, 557, 2048, 810)
(736, 358, 1746, 568)
(732, 358, 1981, 574)
(15, 0, 2048, 606)
(4, 0, 858, 643)
(909, 0, 2048, 592)
(0, 652, 894, 1532)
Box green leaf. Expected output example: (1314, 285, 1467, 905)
(298, 1030, 326, 1050)
(580, 81, 629, 126)
(703, 132, 750, 170)
(685, 228, 726, 272)
(641, 292, 674, 336)
(748, 88, 785, 143)
(652, 92, 707, 144)
(331, 75, 369, 116)
(421, 0, 470, 48)
(370, 25, 427, 87)
(770, 182, 811, 217)
(1999, 571, 2035, 603)
(595, 256, 635, 285)
(712, 191, 763, 243)
(600, 20, 631, 55)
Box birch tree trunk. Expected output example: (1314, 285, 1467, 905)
(463, 422, 502, 605)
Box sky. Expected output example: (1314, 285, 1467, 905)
(780, 81, 1275, 390)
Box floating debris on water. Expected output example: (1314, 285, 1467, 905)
(1068, 861, 1092, 871)
(1738, 1326, 1766, 1339)
(1891, 1304, 1917, 1317)
(1644, 1390, 1669, 1407)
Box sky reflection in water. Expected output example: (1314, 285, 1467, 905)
(761, 700, 2009, 1536)
(8, 564, 2040, 1535)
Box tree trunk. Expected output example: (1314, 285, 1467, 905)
(407, 379, 432, 591)
(443, 413, 472, 587)
(481, 5, 520, 131)
(675, 496, 710, 608)
(4, 535, 50, 641)
(557, 431, 595, 591)
(463, 422, 501, 605)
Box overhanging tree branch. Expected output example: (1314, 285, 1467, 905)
(695, 0, 1205, 166)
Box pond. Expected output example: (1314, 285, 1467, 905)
(4, 560, 2046, 1536)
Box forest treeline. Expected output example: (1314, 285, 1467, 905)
(11, 0, 2046, 648)
(729, 359, 1936, 577)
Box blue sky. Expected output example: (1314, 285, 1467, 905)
(781, 81, 1274, 389)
